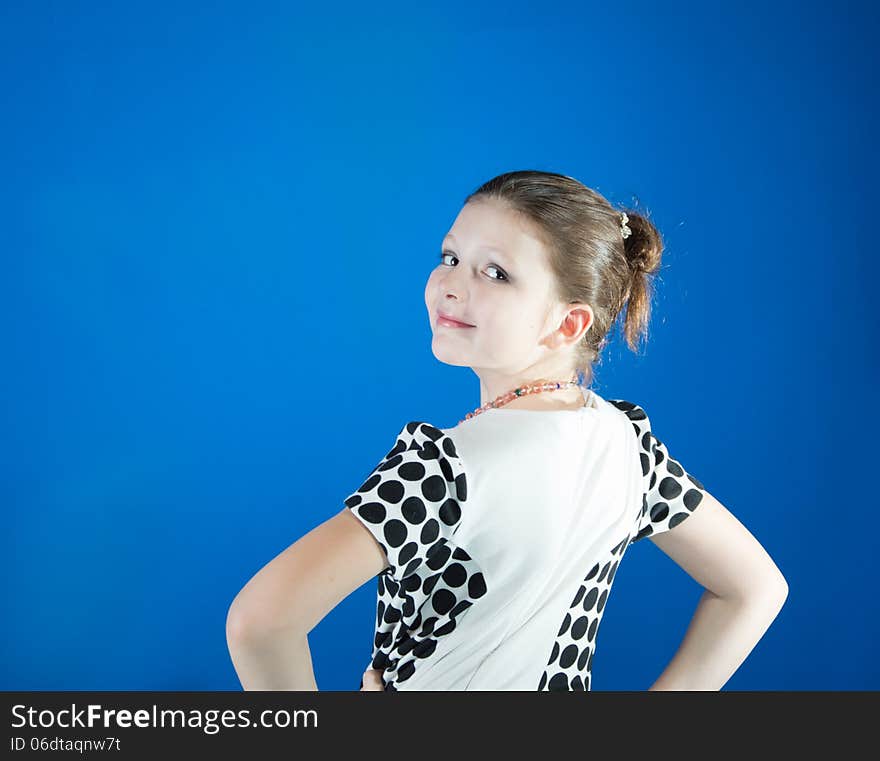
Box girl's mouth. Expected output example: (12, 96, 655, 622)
(437, 314, 475, 328)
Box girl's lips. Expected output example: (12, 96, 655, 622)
(437, 314, 475, 328)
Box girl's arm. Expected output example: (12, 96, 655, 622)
(225, 507, 390, 690)
(643, 490, 789, 690)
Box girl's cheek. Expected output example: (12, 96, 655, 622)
(425, 272, 442, 296)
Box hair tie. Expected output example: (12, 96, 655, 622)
(620, 213, 632, 239)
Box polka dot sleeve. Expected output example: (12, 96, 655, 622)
(343, 420, 470, 581)
(342, 421, 487, 689)
(610, 400, 708, 544)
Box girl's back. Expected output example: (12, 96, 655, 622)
(345, 388, 706, 690)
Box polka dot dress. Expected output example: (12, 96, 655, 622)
(608, 399, 708, 543)
(536, 399, 708, 691)
(345, 394, 707, 691)
(344, 421, 488, 690)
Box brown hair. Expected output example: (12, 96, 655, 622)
(463, 170, 665, 386)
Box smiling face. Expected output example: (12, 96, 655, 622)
(424, 198, 594, 410)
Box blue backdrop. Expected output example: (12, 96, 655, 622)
(3, 0, 877, 690)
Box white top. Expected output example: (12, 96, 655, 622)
(344, 388, 707, 690)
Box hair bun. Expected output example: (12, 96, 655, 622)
(624, 244, 650, 275)
(620, 210, 662, 276)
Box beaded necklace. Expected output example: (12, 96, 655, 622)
(460, 375, 586, 424)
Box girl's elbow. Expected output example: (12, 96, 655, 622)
(752, 555, 788, 605)
(775, 578, 789, 609)
(729, 569, 788, 607)
(759, 571, 789, 610)
(777, 575, 789, 599)
(226, 593, 262, 647)
(225, 589, 301, 648)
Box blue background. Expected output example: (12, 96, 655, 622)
(3, 0, 877, 690)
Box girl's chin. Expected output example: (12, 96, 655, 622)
(430, 349, 473, 368)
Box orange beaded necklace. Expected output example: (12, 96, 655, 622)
(460, 374, 585, 424)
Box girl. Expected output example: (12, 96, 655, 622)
(225, 170, 788, 691)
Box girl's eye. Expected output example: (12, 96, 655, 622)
(439, 252, 508, 282)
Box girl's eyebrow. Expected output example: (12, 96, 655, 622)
(443, 235, 511, 259)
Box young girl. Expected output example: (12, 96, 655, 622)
(225, 170, 789, 691)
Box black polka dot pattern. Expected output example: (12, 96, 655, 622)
(537, 398, 707, 691)
(344, 421, 488, 690)
(537, 533, 630, 691)
(608, 399, 707, 544)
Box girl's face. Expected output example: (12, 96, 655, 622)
(424, 198, 593, 405)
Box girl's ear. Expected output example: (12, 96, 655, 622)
(560, 304, 592, 341)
